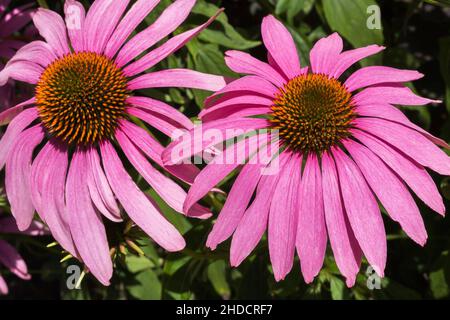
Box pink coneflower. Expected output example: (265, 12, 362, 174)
(0, 0, 226, 285)
(164, 15, 449, 286)
(0, 214, 47, 295)
(0, 1, 35, 110)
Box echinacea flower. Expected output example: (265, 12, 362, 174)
(0, 214, 47, 295)
(0, 0, 226, 285)
(0, 0, 35, 110)
(163, 15, 449, 286)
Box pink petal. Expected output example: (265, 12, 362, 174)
(353, 85, 439, 106)
(116, 0, 196, 67)
(127, 107, 179, 137)
(0, 108, 38, 170)
(124, 9, 223, 77)
(261, 15, 301, 80)
(268, 152, 300, 281)
(0, 239, 30, 280)
(30, 141, 78, 257)
(204, 76, 278, 108)
(0, 275, 8, 295)
(345, 66, 423, 92)
(206, 162, 264, 250)
(0, 217, 48, 236)
(104, 0, 160, 58)
(0, 5, 33, 37)
(332, 147, 386, 277)
(86, 147, 122, 222)
(355, 103, 449, 149)
(83, 0, 129, 54)
(33, 8, 70, 57)
(354, 118, 450, 175)
(230, 168, 282, 267)
(127, 96, 193, 130)
(352, 129, 445, 215)
(162, 118, 271, 165)
(310, 33, 343, 76)
(6, 40, 57, 68)
(100, 141, 185, 252)
(331, 45, 385, 79)
(184, 134, 265, 214)
(5, 126, 44, 231)
(344, 139, 427, 245)
(128, 69, 227, 92)
(0, 60, 43, 85)
(321, 152, 361, 287)
(224, 50, 286, 87)
(64, 0, 86, 53)
(66, 149, 113, 286)
(296, 154, 327, 283)
(0, 97, 35, 126)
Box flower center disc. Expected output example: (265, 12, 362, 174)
(270, 73, 355, 154)
(36, 52, 130, 146)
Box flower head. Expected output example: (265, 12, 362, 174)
(0, 0, 226, 285)
(0, 215, 47, 295)
(164, 15, 448, 286)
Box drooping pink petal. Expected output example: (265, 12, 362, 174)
(230, 161, 284, 267)
(321, 152, 361, 287)
(0, 217, 48, 236)
(199, 94, 272, 121)
(268, 152, 300, 281)
(330, 45, 385, 79)
(0, 5, 33, 37)
(355, 103, 449, 149)
(353, 85, 439, 106)
(104, 0, 160, 58)
(0, 275, 8, 295)
(66, 149, 113, 286)
(30, 141, 78, 257)
(163, 118, 270, 165)
(296, 154, 327, 283)
(124, 9, 223, 77)
(100, 141, 185, 252)
(352, 129, 445, 215)
(86, 148, 122, 222)
(261, 15, 301, 79)
(128, 69, 226, 92)
(204, 76, 278, 108)
(0, 108, 38, 170)
(184, 134, 266, 214)
(0, 239, 30, 280)
(0, 97, 35, 126)
(5, 125, 44, 231)
(0, 60, 43, 85)
(64, 0, 86, 53)
(345, 66, 423, 92)
(119, 120, 201, 186)
(224, 50, 286, 87)
(83, 0, 129, 54)
(116, 128, 190, 215)
(310, 33, 343, 76)
(354, 118, 450, 175)
(332, 147, 386, 277)
(116, 0, 196, 67)
(6, 41, 57, 69)
(206, 162, 264, 250)
(344, 139, 427, 245)
(33, 8, 70, 57)
(127, 96, 193, 130)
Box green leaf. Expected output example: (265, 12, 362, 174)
(207, 260, 231, 299)
(330, 277, 345, 300)
(192, 1, 260, 50)
(126, 255, 154, 274)
(276, 0, 316, 23)
(126, 268, 162, 300)
(322, 0, 383, 64)
(37, 0, 49, 8)
(424, 0, 450, 6)
(439, 37, 450, 113)
(430, 251, 450, 299)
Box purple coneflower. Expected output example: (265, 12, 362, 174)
(164, 15, 448, 286)
(0, 0, 226, 285)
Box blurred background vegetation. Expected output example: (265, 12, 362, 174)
(1, 0, 450, 300)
